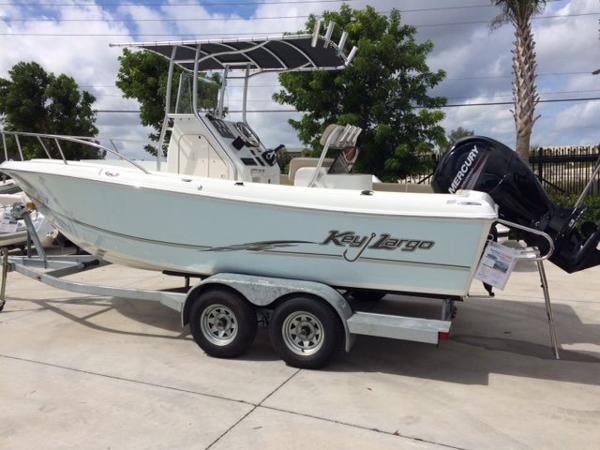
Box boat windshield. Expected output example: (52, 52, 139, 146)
(174, 72, 220, 115)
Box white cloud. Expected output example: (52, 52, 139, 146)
(554, 100, 600, 130)
(117, 3, 173, 38)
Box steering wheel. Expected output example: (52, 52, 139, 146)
(235, 122, 260, 147)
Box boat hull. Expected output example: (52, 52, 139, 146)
(3, 162, 496, 296)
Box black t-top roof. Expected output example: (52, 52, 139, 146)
(110, 34, 354, 73)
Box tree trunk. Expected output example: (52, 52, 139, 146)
(515, 128, 531, 162)
(512, 19, 540, 163)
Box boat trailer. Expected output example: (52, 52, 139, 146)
(0, 209, 561, 367)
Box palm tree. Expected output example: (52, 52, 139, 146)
(492, 0, 547, 161)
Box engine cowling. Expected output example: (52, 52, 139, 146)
(431, 136, 600, 273)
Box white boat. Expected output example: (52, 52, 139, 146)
(0, 203, 56, 248)
(0, 158, 495, 295)
(0, 192, 57, 249)
(0, 192, 27, 207)
(0, 178, 20, 195)
(0, 29, 496, 297)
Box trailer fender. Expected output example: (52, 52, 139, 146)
(181, 273, 355, 351)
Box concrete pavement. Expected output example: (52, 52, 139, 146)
(1, 262, 599, 449)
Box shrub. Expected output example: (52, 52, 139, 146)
(547, 190, 600, 224)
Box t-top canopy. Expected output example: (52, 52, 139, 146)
(110, 26, 357, 74)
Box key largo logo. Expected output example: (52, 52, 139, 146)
(321, 230, 435, 262)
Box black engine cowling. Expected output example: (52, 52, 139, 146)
(432, 136, 600, 273)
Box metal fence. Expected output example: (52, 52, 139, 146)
(529, 146, 600, 195)
(398, 146, 600, 196)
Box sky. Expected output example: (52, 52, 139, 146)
(0, 0, 599, 160)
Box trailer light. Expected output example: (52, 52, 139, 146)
(438, 331, 449, 341)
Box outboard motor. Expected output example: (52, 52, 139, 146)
(432, 136, 600, 273)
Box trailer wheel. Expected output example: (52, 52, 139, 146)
(269, 296, 342, 369)
(350, 290, 385, 302)
(189, 288, 257, 358)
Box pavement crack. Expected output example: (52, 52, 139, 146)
(259, 404, 468, 450)
(204, 368, 302, 450)
(204, 406, 257, 450)
(258, 368, 301, 404)
(1, 354, 469, 449)
(0, 353, 254, 407)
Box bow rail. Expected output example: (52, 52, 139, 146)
(0, 130, 151, 175)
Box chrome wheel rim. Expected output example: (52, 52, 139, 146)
(282, 311, 325, 356)
(201, 304, 238, 346)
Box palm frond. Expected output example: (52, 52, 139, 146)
(491, 0, 547, 26)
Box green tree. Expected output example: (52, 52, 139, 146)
(116, 49, 221, 156)
(492, 0, 547, 161)
(447, 127, 475, 144)
(273, 5, 447, 180)
(0, 61, 100, 160)
(116, 49, 169, 157)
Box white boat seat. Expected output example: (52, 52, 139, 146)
(288, 157, 333, 184)
(294, 168, 373, 190)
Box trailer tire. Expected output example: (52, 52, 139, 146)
(189, 288, 257, 359)
(269, 296, 342, 369)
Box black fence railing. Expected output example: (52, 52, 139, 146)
(398, 146, 600, 197)
(529, 146, 600, 195)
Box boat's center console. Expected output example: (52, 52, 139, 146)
(206, 116, 274, 168)
(165, 113, 281, 184)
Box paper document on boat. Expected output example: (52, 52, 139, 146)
(474, 241, 518, 289)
